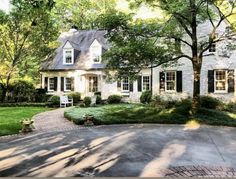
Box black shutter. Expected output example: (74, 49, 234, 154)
(117, 80, 121, 91)
(150, 75, 153, 92)
(44, 77, 48, 91)
(208, 70, 214, 93)
(137, 76, 142, 92)
(71, 77, 75, 91)
(129, 81, 133, 92)
(61, 77, 64, 91)
(176, 71, 183, 92)
(160, 72, 165, 92)
(54, 77, 57, 91)
(228, 70, 235, 93)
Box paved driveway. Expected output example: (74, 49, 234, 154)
(1, 109, 236, 177)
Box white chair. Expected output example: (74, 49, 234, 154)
(60, 96, 73, 108)
(91, 95, 97, 105)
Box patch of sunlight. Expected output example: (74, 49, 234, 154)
(47, 136, 65, 144)
(159, 108, 175, 115)
(89, 136, 110, 148)
(47, 149, 78, 162)
(227, 113, 236, 119)
(0, 156, 25, 171)
(184, 119, 200, 131)
(0, 147, 17, 159)
(140, 143, 186, 177)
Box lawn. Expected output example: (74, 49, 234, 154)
(0, 107, 50, 136)
(64, 104, 236, 127)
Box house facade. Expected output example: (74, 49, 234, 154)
(40, 20, 236, 103)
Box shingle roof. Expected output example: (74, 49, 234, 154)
(41, 30, 109, 71)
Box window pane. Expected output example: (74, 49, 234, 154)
(65, 78, 72, 90)
(49, 78, 54, 90)
(216, 81, 226, 90)
(122, 77, 129, 91)
(166, 72, 176, 91)
(215, 70, 226, 91)
(143, 76, 150, 91)
(89, 76, 98, 92)
(65, 51, 72, 63)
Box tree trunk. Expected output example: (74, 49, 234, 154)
(192, 61, 202, 113)
(1, 87, 7, 102)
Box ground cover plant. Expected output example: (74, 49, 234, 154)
(0, 107, 50, 136)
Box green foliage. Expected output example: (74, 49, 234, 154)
(83, 96, 92, 107)
(68, 92, 81, 104)
(0, 103, 47, 107)
(96, 95, 102, 104)
(140, 90, 152, 104)
(35, 88, 48, 103)
(223, 102, 236, 113)
(200, 96, 222, 109)
(47, 95, 60, 106)
(107, 95, 122, 104)
(11, 81, 35, 102)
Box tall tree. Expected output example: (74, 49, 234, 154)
(0, 0, 58, 102)
(99, 0, 236, 112)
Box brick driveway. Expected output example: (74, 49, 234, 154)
(1, 108, 236, 177)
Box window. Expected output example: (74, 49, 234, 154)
(63, 49, 74, 64)
(165, 71, 176, 92)
(142, 76, 150, 91)
(209, 42, 216, 52)
(122, 77, 129, 92)
(65, 78, 72, 91)
(48, 78, 55, 91)
(90, 40, 102, 63)
(89, 76, 98, 92)
(215, 70, 227, 92)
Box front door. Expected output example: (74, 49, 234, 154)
(87, 76, 98, 96)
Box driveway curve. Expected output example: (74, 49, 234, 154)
(0, 108, 236, 177)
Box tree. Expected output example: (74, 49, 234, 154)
(0, 0, 58, 102)
(99, 1, 236, 112)
(52, 0, 117, 30)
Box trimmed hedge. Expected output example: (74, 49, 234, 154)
(0, 103, 47, 107)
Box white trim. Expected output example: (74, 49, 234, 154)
(121, 77, 129, 92)
(142, 75, 150, 91)
(64, 77, 72, 92)
(165, 71, 177, 93)
(214, 70, 228, 93)
(48, 77, 55, 92)
(63, 49, 74, 65)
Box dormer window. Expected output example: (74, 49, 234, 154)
(63, 49, 74, 65)
(90, 39, 102, 63)
(209, 42, 216, 52)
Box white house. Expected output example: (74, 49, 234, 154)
(40, 20, 236, 103)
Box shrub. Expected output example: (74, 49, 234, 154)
(96, 95, 102, 104)
(140, 91, 152, 104)
(175, 98, 192, 115)
(150, 95, 162, 107)
(47, 95, 60, 107)
(107, 95, 122, 104)
(83, 97, 91, 107)
(68, 92, 81, 104)
(200, 96, 222, 109)
(11, 81, 35, 102)
(94, 91, 101, 96)
(35, 88, 48, 102)
(224, 102, 236, 112)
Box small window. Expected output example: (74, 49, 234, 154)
(122, 77, 129, 92)
(142, 76, 150, 91)
(209, 42, 216, 52)
(48, 78, 55, 91)
(165, 71, 176, 92)
(90, 40, 102, 63)
(215, 70, 227, 93)
(89, 76, 98, 92)
(63, 49, 74, 64)
(65, 78, 72, 91)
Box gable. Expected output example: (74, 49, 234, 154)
(63, 41, 73, 49)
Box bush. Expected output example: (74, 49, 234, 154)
(140, 91, 152, 104)
(175, 98, 192, 115)
(11, 81, 35, 102)
(47, 95, 60, 107)
(150, 95, 162, 107)
(68, 92, 81, 104)
(200, 96, 222, 109)
(94, 91, 101, 96)
(83, 97, 91, 107)
(107, 95, 122, 104)
(35, 88, 48, 102)
(224, 102, 236, 112)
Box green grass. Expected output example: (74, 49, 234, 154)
(64, 104, 236, 127)
(0, 107, 50, 136)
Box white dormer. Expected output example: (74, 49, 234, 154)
(63, 41, 74, 65)
(90, 39, 102, 63)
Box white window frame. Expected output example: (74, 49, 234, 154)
(64, 77, 72, 92)
(48, 77, 55, 92)
(214, 70, 228, 93)
(90, 40, 102, 63)
(165, 71, 177, 92)
(142, 75, 150, 91)
(121, 77, 129, 92)
(63, 49, 74, 65)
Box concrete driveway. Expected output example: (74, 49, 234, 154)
(1, 109, 236, 177)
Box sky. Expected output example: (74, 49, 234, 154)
(0, 0, 10, 12)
